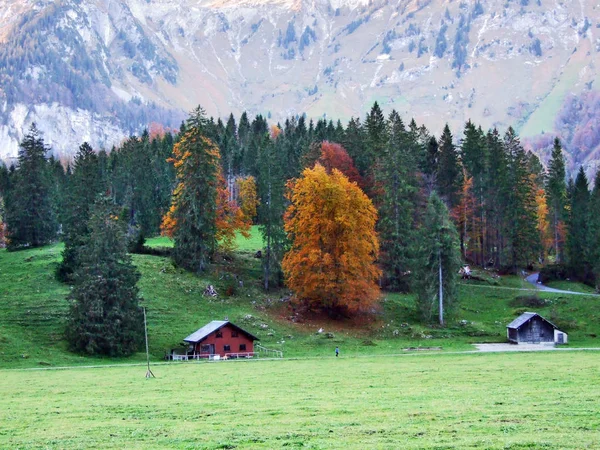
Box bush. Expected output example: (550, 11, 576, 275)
(509, 295, 549, 308)
(538, 264, 570, 284)
(135, 246, 172, 257)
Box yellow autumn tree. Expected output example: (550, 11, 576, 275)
(282, 164, 380, 316)
(216, 172, 251, 251)
(236, 175, 259, 223)
(535, 187, 552, 262)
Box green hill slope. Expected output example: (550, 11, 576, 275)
(1, 231, 599, 368)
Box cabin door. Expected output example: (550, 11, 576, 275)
(531, 320, 540, 343)
(208, 344, 215, 355)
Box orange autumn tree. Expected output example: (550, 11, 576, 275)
(282, 164, 380, 316)
(236, 175, 259, 223)
(317, 141, 364, 188)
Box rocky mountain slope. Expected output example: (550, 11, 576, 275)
(0, 0, 598, 172)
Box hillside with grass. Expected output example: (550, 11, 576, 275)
(1, 227, 599, 369)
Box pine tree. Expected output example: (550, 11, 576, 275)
(566, 167, 590, 278)
(163, 106, 221, 272)
(588, 171, 600, 290)
(485, 128, 509, 267)
(5, 124, 58, 249)
(57, 142, 105, 281)
(412, 192, 461, 324)
(437, 124, 463, 208)
(377, 111, 417, 291)
(66, 195, 143, 356)
(364, 102, 388, 198)
(422, 136, 439, 180)
(545, 138, 567, 262)
(257, 130, 288, 290)
(503, 128, 540, 270)
(460, 121, 488, 265)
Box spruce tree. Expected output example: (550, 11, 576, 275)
(437, 124, 463, 208)
(168, 106, 220, 272)
(412, 192, 461, 324)
(460, 121, 488, 265)
(257, 132, 288, 290)
(364, 102, 388, 198)
(342, 117, 368, 180)
(503, 128, 540, 270)
(66, 196, 143, 356)
(485, 128, 509, 267)
(545, 138, 567, 262)
(588, 171, 600, 290)
(5, 124, 57, 249)
(57, 142, 105, 281)
(566, 167, 590, 278)
(377, 110, 417, 291)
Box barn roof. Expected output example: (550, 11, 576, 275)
(507, 312, 559, 330)
(183, 320, 259, 343)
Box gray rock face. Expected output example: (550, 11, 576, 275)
(0, 0, 598, 161)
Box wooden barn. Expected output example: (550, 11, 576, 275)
(182, 320, 259, 359)
(507, 312, 568, 344)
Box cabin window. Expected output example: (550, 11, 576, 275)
(224, 345, 231, 352)
(239, 344, 247, 351)
(216, 331, 223, 338)
(231, 330, 239, 337)
(201, 344, 211, 352)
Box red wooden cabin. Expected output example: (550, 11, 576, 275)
(183, 321, 259, 359)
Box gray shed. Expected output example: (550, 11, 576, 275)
(507, 312, 568, 344)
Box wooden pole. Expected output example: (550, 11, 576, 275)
(144, 307, 155, 379)
(439, 248, 444, 326)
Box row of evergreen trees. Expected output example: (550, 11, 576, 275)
(1, 104, 600, 353)
(0, 107, 598, 285)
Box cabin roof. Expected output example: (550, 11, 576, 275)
(507, 312, 559, 330)
(183, 320, 259, 343)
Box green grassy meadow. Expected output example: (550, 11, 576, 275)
(2, 228, 600, 448)
(1, 225, 600, 369)
(1, 352, 600, 449)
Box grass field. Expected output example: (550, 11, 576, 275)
(2, 230, 600, 448)
(1, 351, 599, 449)
(145, 226, 263, 253)
(2, 230, 600, 369)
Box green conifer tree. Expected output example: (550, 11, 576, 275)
(257, 133, 288, 290)
(503, 128, 540, 270)
(545, 138, 567, 262)
(170, 106, 220, 272)
(377, 110, 417, 291)
(412, 192, 461, 324)
(57, 142, 105, 281)
(5, 124, 57, 249)
(66, 195, 143, 356)
(437, 124, 463, 208)
(588, 171, 600, 290)
(566, 167, 590, 278)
